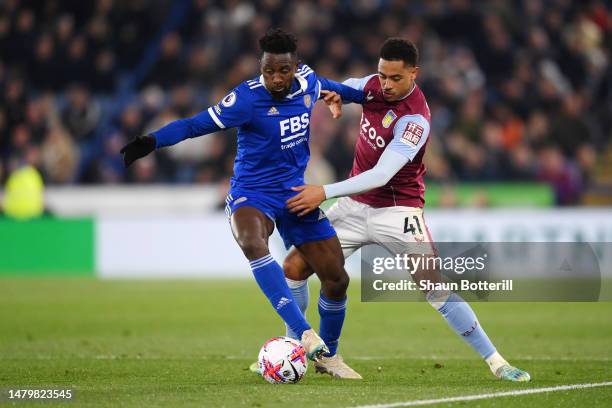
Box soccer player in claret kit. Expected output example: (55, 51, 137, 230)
(120, 29, 364, 367)
(283, 38, 531, 382)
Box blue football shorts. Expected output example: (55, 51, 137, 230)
(224, 187, 336, 249)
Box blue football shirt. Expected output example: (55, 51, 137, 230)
(152, 65, 364, 190)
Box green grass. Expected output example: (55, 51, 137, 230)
(0, 279, 611, 407)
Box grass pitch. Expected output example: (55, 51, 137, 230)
(1, 279, 611, 407)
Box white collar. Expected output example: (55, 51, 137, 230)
(286, 73, 307, 99)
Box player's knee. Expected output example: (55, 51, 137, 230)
(283, 255, 312, 281)
(321, 270, 350, 299)
(337, 273, 350, 295)
(238, 237, 269, 261)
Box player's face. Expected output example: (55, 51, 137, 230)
(378, 59, 418, 102)
(261, 52, 298, 100)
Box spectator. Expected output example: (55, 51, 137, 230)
(142, 32, 186, 90)
(41, 127, 79, 184)
(537, 145, 582, 205)
(60, 84, 100, 141)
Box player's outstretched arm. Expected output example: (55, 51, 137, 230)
(318, 77, 365, 105)
(120, 88, 252, 167)
(119, 109, 217, 167)
(286, 148, 408, 216)
(317, 75, 378, 119)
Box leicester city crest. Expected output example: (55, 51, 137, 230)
(304, 94, 312, 108)
(382, 110, 397, 128)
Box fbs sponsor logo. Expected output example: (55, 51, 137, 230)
(280, 113, 310, 137)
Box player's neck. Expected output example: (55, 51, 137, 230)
(396, 82, 417, 101)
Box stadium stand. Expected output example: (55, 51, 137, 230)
(0, 0, 610, 205)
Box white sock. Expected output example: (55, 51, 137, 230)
(426, 289, 451, 310)
(485, 351, 508, 375)
(285, 278, 309, 339)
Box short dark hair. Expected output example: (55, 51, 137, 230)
(380, 38, 418, 67)
(259, 28, 297, 54)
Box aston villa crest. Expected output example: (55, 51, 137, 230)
(304, 94, 312, 108)
(382, 110, 397, 128)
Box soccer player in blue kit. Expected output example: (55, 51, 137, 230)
(120, 29, 364, 365)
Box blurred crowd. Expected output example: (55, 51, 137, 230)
(1, 0, 611, 205)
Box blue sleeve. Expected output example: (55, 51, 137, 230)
(317, 77, 365, 104)
(342, 75, 376, 91)
(152, 87, 253, 148)
(152, 110, 219, 148)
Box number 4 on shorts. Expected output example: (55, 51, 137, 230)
(403, 216, 423, 235)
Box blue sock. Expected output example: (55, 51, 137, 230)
(318, 292, 346, 357)
(250, 255, 311, 339)
(285, 278, 309, 340)
(433, 292, 496, 359)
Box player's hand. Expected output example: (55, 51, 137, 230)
(120, 135, 156, 167)
(287, 185, 326, 216)
(320, 90, 342, 119)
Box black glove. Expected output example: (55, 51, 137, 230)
(120, 135, 156, 167)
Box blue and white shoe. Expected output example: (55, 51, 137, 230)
(495, 364, 531, 382)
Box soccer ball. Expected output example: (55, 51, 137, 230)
(257, 336, 308, 384)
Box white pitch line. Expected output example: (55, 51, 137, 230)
(349, 381, 612, 408)
(349, 355, 612, 362)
